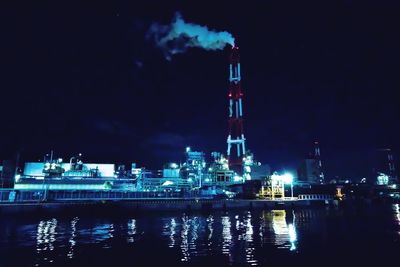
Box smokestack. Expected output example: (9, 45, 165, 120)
(227, 46, 246, 174)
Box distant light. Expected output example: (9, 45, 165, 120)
(271, 173, 280, 180)
(14, 174, 21, 183)
(58, 158, 63, 163)
(170, 163, 178, 169)
(271, 173, 293, 185)
(78, 153, 82, 157)
(186, 147, 191, 153)
(204, 178, 210, 183)
(225, 191, 235, 198)
(44, 162, 50, 170)
(377, 173, 389, 185)
(162, 180, 174, 186)
(187, 178, 193, 183)
(233, 175, 242, 182)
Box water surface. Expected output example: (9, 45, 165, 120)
(1, 205, 399, 267)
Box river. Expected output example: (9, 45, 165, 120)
(1, 204, 399, 267)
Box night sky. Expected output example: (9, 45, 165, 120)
(1, 1, 399, 180)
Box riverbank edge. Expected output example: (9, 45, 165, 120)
(0, 199, 333, 216)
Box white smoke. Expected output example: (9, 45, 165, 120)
(147, 13, 235, 60)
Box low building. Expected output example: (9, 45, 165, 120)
(23, 162, 115, 178)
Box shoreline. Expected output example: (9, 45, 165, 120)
(0, 198, 330, 216)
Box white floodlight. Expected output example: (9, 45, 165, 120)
(282, 173, 294, 184)
(162, 180, 174, 186)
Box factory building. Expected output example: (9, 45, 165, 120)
(14, 160, 124, 191)
(8, 46, 271, 197)
(23, 162, 115, 178)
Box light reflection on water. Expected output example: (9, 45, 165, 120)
(3, 207, 399, 267)
(35, 218, 58, 265)
(161, 210, 295, 265)
(269, 210, 297, 251)
(127, 219, 137, 243)
(394, 204, 400, 235)
(206, 215, 214, 247)
(67, 217, 79, 259)
(180, 215, 190, 261)
(189, 217, 199, 254)
(221, 215, 232, 260)
(92, 223, 114, 244)
(163, 218, 176, 248)
(30, 211, 298, 265)
(243, 212, 256, 266)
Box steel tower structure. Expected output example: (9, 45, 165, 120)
(314, 141, 325, 183)
(377, 148, 396, 181)
(387, 150, 396, 178)
(227, 46, 246, 173)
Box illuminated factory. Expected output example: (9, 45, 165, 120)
(5, 46, 399, 202)
(11, 46, 271, 196)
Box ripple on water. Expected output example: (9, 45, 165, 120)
(2, 208, 400, 267)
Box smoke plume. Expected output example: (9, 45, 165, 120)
(147, 13, 235, 60)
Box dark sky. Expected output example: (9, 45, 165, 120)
(1, 0, 400, 179)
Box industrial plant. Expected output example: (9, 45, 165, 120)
(0, 46, 399, 207)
